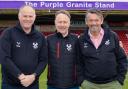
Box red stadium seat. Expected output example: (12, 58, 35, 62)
(114, 30, 128, 55)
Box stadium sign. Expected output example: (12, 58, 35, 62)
(0, 1, 128, 10)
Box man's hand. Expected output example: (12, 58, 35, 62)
(18, 73, 26, 81)
(20, 74, 36, 87)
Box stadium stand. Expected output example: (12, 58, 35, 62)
(114, 30, 128, 55)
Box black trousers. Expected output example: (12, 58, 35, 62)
(2, 83, 39, 89)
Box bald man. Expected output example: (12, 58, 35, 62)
(0, 5, 47, 89)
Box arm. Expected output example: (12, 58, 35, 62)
(0, 29, 22, 78)
(76, 37, 84, 86)
(34, 35, 48, 77)
(113, 32, 127, 85)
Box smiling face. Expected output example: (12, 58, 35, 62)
(18, 6, 36, 32)
(85, 11, 103, 33)
(55, 13, 70, 36)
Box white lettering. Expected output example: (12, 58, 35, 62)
(66, 2, 92, 8)
(40, 2, 63, 8)
(95, 2, 115, 9)
(25, 1, 37, 7)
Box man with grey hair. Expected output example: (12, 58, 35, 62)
(78, 8, 127, 89)
(0, 5, 47, 89)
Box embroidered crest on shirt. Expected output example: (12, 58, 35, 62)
(105, 40, 110, 45)
(66, 44, 72, 51)
(33, 42, 38, 49)
(84, 42, 88, 48)
(16, 42, 21, 47)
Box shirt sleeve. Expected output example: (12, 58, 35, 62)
(113, 32, 128, 85)
(76, 37, 84, 86)
(0, 29, 22, 78)
(34, 35, 48, 77)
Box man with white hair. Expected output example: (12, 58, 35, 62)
(0, 5, 47, 89)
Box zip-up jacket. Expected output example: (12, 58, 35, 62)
(78, 26, 127, 85)
(0, 23, 47, 86)
(47, 32, 79, 88)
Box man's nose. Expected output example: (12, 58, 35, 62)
(92, 21, 97, 25)
(26, 17, 30, 20)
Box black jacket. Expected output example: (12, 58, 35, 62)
(47, 32, 79, 88)
(0, 23, 47, 86)
(78, 27, 127, 85)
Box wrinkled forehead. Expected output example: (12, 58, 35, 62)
(56, 13, 70, 20)
(86, 12, 103, 20)
(19, 6, 35, 15)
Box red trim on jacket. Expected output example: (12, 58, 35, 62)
(56, 42, 60, 59)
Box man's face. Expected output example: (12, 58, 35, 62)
(18, 6, 36, 30)
(55, 13, 70, 35)
(86, 13, 103, 33)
